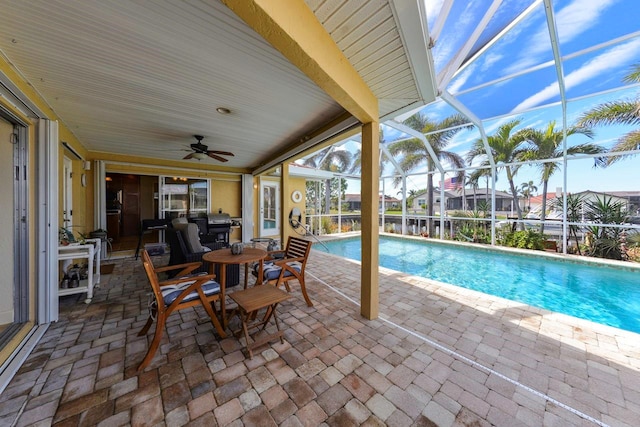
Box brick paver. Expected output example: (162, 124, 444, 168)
(0, 244, 638, 426)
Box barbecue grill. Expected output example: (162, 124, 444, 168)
(207, 213, 232, 245)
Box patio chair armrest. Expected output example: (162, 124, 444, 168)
(265, 249, 286, 261)
(158, 273, 217, 287)
(272, 255, 304, 266)
(154, 261, 202, 273)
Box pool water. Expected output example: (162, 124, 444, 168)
(319, 236, 640, 334)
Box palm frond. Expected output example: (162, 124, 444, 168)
(622, 63, 640, 84)
(607, 130, 640, 164)
(576, 101, 640, 128)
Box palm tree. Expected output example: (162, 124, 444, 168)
(467, 119, 527, 228)
(388, 114, 472, 236)
(518, 121, 601, 233)
(349, 149, 361, 174)
(302, 147, 352, 213)
(576, 63, 640, 164)
(520, 180, 538, 211)
(467, 168, 492, 212)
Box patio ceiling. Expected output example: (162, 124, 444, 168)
(0, 0, 436, 171)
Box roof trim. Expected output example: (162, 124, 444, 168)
(389, 0, 438, 105)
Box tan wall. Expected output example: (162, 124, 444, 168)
(211, 178, 242, 242)
(283, 175, 307, 244)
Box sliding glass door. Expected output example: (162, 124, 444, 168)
(159, 176, 210, 219)
(0, 113, 29, 349)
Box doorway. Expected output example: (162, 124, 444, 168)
(260, 180, 280, 237)
(105, 173, 158, 252)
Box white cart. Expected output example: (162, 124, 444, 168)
(58, 238, 102, 304)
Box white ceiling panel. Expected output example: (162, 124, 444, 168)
(0, 0, 434, 169)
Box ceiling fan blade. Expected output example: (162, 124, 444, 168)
(207, 153, 229, 162)
(183, 153, 194, 160)
(209, 150, 234, 157)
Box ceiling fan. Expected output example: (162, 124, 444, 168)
(183, 135, 234, 162)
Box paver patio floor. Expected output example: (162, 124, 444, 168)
(1, 245, 638, 426)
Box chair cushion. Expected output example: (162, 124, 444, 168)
(174, 223, 206, 253)
(254, 261, 302, 281)
(161, 279, 220, 305)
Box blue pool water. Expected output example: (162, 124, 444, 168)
(319, 236, 640, 334)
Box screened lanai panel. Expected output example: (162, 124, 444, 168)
(463, 0, 537, 66)
(446, 2, 549, 94)
(566, 157, 637, 194)
(441, 126, 480, 158)
(455, 66, 559, 119)
(562, 36, 640, 101)
(403, 99, 463, 125)
(431, 0, 500, 73)
(554, 0, 640, 56)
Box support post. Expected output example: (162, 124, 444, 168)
(361, 122, 379, 319)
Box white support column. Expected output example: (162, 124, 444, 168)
(242, 174, 255, 243)
(543, 0, 569, 254)
(440, 172, 446, 239)
(401, 175, 407, 235)
(491, 166, 497, 245)
(38, 119, 59, 323)
(361, 122, 380, 320)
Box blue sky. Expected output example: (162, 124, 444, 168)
(305, 0, 640, 197)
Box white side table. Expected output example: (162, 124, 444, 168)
(58, 238, 101, 304)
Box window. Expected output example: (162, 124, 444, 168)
(160, 176, 210, 219)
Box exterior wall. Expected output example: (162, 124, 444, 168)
(283, 176, 306, 244)
(0, 54, 88, 366)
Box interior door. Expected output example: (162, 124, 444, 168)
(259, 180, 280, 237)
(62, 156, 73, 229)
(121, 174, 140, 236)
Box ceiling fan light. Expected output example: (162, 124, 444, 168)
(192, 152, 208, 160)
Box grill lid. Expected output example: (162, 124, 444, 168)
(208, 213, 231, 224)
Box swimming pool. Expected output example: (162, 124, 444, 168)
(318, 236, 640, 334)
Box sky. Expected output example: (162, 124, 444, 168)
(301, 0, 639, 197)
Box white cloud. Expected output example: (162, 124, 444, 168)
(433, 0, 484, 71)
(512, 37, 640, 112)
(480, 51, 503, 72)
(447, 64, 476, 94)
(506, 0, 617, 75)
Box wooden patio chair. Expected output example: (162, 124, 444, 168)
(253, 236, 313, 306)
(137, 249, 226, 371)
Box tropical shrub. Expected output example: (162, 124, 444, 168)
(500, 230, 546, 250)
(584, 195, 628, 260)
(321, 217, 334, 234)
(455, 223, 490, 244)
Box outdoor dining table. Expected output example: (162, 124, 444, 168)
(202, 247, 266, 328)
